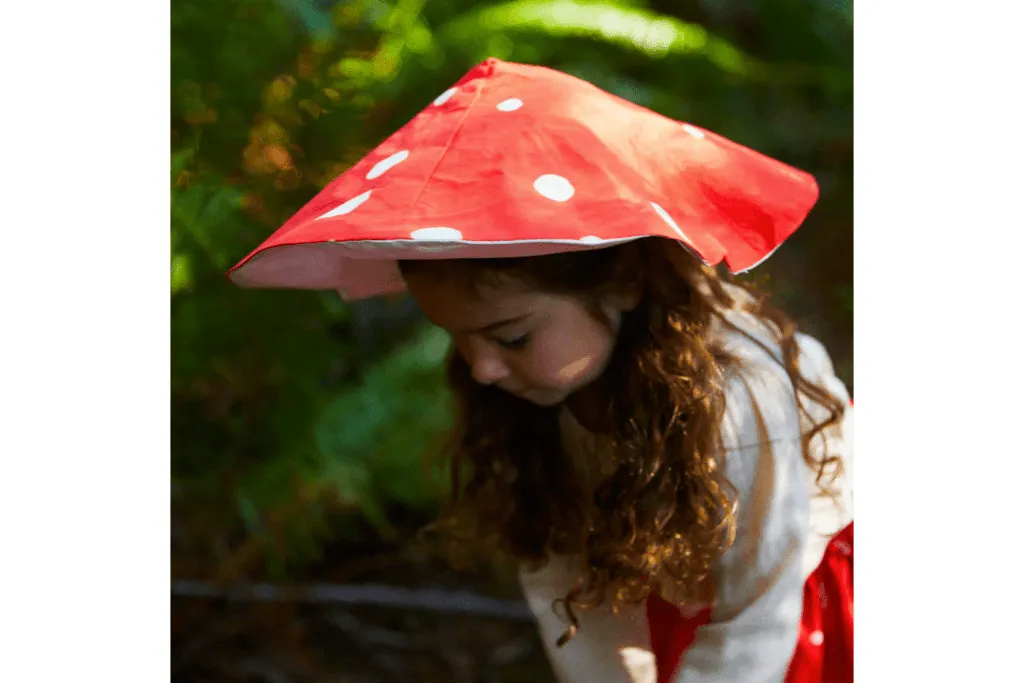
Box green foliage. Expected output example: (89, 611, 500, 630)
(445, 0, 848, 86)
(213, 325, 452, 575)
(171, 0, 852, 579)
(313, 324, 453, 512)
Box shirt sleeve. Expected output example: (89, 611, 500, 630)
(673, 352, 810, 683)
(518, 553, 658, 683)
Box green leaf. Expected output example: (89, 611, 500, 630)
(272, 0, 337, 39)
(171, 147, 195, 181)
(237, 493, 263, 533)
(170, 253, 192, 295)
(442, 0, 849, 87)
(170, 180, 245, 271)
(314, 390, 389, 463)
(311, 324, 452, 518)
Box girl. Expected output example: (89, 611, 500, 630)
(228, 58, 854, 683)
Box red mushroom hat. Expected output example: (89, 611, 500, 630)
(227, 58, 819, 300)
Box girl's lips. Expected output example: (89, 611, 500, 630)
(502, 385, 539, 401)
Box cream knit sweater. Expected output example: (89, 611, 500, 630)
(518, 306, 854, 683)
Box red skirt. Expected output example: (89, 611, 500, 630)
(646, 522, 853, 683)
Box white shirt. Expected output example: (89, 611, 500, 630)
(518, 306, 854, 683)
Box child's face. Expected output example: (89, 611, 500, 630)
(404, 271, 633, 406)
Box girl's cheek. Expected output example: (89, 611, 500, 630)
(556, 354, 597, 384)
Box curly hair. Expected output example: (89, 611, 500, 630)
(399, 237, 846, 645)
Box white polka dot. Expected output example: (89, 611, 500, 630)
(683, 124, 706, 139)
(809, 630, 824, 646)
(533, 174, 575, 202)
(497, 98, 523, 112)
(410, 227, 464, 241)
(434, 87, 458, 106)
(319, 190, 372, 219)
(835, 541, 852, 556)
(650, 201, 695, 246)
(578, 235, 603, 244)
(366, 150, 409, 180)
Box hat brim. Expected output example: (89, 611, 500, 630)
(228, 235, 648, 300)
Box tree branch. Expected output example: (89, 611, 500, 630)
(171, 580, 533, 621)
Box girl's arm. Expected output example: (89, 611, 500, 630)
(672, 367, 808, 682)
(673, 327, 850, 683)
(519, 554, 657, 683)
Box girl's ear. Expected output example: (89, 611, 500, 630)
(605, 241, 646, 314)
(606, 276, 644, 314)
(605, 289, 642, 315)
(598, 284, 643, 333)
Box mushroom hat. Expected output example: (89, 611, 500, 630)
(228, 58, 819, 300)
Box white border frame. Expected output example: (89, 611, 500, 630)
(3, 1, 1023, 681)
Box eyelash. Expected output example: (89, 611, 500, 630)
(496, 333, 530, 350)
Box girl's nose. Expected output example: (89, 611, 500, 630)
(461, 340, 510, 386)
(470, 355, 510, 386)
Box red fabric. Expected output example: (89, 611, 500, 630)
(646, 597, 712, 683)
(228, 58, 820, 299)
(647, 523, 853, 683)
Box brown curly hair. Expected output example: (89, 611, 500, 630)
(400, 237, 846, 645)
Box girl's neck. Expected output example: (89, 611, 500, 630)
(564, 375, 613, 434)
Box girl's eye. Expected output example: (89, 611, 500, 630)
(496, 333, 530, 351)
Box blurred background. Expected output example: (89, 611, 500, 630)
(171, 0, 852, 680)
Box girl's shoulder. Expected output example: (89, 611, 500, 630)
(710, 288, 850, 426)
(710, 289, 854, 562)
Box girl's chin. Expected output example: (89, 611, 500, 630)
(510, 387, 569, 407)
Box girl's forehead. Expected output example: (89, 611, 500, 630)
(404, 270, 544, 329)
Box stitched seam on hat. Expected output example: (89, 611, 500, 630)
(407, 63, 493, 220)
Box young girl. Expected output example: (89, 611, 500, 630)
(228, 58, 853, 683)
